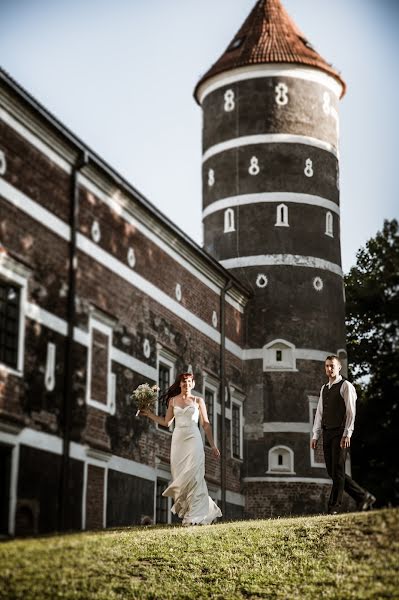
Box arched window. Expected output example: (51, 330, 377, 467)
(275, 203, 289, 227)
(325, 211, 333, 237)
(263, 339, 296, 372)
(224, 208, 235, 233)
(267, 445, 295, 474)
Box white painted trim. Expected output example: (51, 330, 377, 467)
(8, 443, 19, 536)
(0, 178, 70, 241)
(203, 374, 219, 447)
(70, 441, 156, 481)
(0, 108, 244, 314)
(220, 254, 343, 278)
(0, 429, 157, 482)
(25, 302, 158, 380)
(156, 350, 176, 433)
(243, 348, 333, 362)
(81, 461, 88, 530)
(263, 422, 311, 433)
(110, 347, 157, 381)
(80, 176, 243, 315)
(26, 303, 67, 336)
(308, 395, 326, 468)
(202, 134, 338, 163)
(103, 467, 108, 528)
(1, 178, 243, 356)
(77, 233, 225, 348)
(0, 108, 72, 173)
(86, 315, 114, 415)
(243, 476, 331, 484)
(231, 398, 244, 460)
(0, 256, 28, 375)
(215, 488, 245, 507)
(197, 64, 343, 104)
(203, 192, 340, 220)
(267, 445, 295, 475)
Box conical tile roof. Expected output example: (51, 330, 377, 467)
(195, 0, 345, 101)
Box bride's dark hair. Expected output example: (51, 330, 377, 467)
(159, 372, 195, 407)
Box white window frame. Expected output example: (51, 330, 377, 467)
(230, 391, 244, 461)
(224, 208, 235, 233)
(275, 203, 289, 227)
(202, 372, 219, 447)
(0, 254, 29, 377)
(156, 346, 176, 434)
(154, 459, 173, 524)
(263, 339, 297, 372)
(308, 395, 325, 467)
(86, 313, 115, 414)
(325, 211, 334, 237)
(267, 445, 295, 474)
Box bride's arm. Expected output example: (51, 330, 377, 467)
(141, 399, 174, 426)
(198, 398, 220, 458)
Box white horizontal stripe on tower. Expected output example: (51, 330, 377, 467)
(263, 422, 311, 433)
(220, 255, 343, 277)
(242, 477, 331, 484)
(242, 348, 333, 362)
(202, 134, 338, 163)
(202, 193, 340, 219)
(198, 64, 342, 103)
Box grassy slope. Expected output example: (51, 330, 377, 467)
(0, 509, 398, 600)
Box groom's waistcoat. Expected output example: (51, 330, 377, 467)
(322, 379, 346, 429)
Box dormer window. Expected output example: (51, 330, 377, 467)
(228, 37, 245, 51)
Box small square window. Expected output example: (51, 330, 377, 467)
(276, 350, 282, 362)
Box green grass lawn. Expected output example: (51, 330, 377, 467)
(0, 509, 398, 599)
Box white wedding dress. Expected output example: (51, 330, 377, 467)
(162, 400, 222, 525)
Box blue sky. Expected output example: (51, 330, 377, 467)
(1, 0, 398, 273)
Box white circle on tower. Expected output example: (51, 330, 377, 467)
(256, 274, 268, 288)
(143, 338, 151, 359)
(127, 247, 136, 268)
(0, 150, 6, 176)
(275, 82, 288, 106)
(313, 277, 324, 292)
(91, 220, 101, 243)
(175, 283, 182, 302)
(212, 310, 218, 328)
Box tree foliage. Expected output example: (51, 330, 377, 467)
(345, 219, 399, 506)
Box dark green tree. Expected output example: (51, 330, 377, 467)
(345, 219, 399, 506)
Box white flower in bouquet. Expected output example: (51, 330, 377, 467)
(131, 383, 160, 416)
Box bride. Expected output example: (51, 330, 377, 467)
(141, 372, 222, 525)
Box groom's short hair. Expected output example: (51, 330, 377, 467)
(325, 355, 341, 364)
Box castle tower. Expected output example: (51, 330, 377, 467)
(195, 0, 348, 515)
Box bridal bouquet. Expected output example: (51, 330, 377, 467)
(131, 383, 159, 416)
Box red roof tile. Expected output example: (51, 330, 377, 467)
(195, 0, 346, 100)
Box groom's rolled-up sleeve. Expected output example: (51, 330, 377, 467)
(341, 380, 357, 438)
(312, 387, 324, 440)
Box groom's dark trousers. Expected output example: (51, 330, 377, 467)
(322, 426, 366, 509)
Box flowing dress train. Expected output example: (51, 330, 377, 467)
(162, 401, 222, 525)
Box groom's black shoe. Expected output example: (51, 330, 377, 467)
(327, 506, 339, 515)
(357, 493, 376, 511)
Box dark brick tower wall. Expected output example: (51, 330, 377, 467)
(195, 0, 349, 515)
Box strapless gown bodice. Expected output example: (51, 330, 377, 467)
(162, 400, 222, 525)
(173, 403, 199, 427)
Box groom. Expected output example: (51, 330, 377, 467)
(311, 355, 376, 514)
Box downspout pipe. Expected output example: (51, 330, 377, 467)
(59, 150, 89, 531)
(220, 278, 233, 518)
